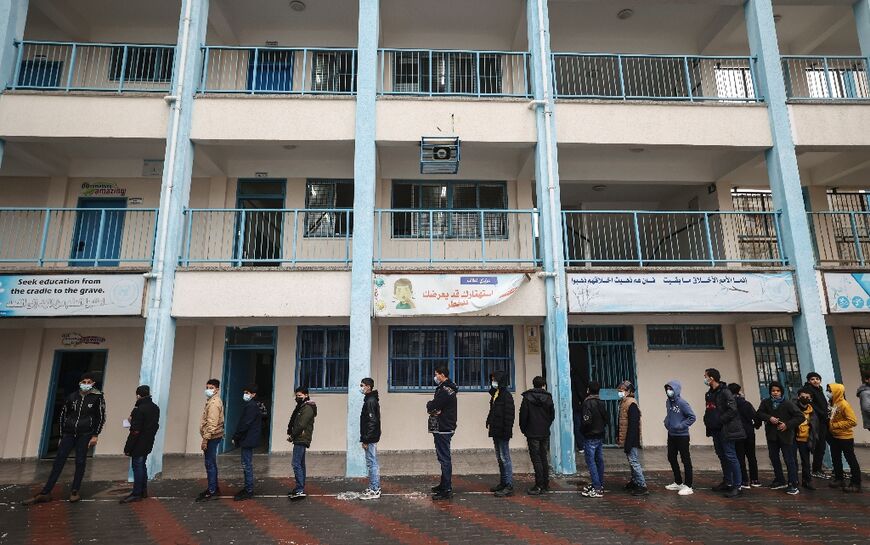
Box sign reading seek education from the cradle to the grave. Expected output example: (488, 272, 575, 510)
(0, 274, 145, 317)
(373, 274, 527, 316)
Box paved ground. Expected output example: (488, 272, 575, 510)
(1, 449, 868, 544)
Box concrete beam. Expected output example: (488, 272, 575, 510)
(808, 153, 870, 185)
(206, 0, 239, 46)
(194, 145, 226, 177)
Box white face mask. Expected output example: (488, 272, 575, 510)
(618, 391, 626, 399)
(205, 388, 216, 398)
(491, 381, 499, 389)
(79, 383, 94, 392)
(243, 393, 253, 402)
(359, 386, 367, 394)
(434, 375, 441, 385)
(666, 389, 675, 398)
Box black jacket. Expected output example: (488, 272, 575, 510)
(735, 396, 758, 440)
(60, 390, 106, 437)
(360, 390, 382, 444)
(124, 396, 159, 457)
(755, 397, 805, 445)
(233, 399, 263, 449)
(426, 379, 458, 433)
(519, 388, 555, 438)
(703, 383, 745, 440)
(486, 372, 515, 440)
(802, 381, 829, 428)
(581, 395, 609, 439)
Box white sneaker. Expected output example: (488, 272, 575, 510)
(678, 485, 694, 496)
(359, 488, 381, 500)
(665, 482, 682, 491)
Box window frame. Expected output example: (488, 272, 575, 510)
(295, 326, 350, 393)
(647, 324, 724, 350)
(388, 325, 515, 393)
(303, 179, 354, 238)
(108, 46, 174, 83)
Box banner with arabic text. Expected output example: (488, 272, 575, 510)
(0, 274, 145, 317)
(373, 274, 527, 316)
(823, 273, 870, 313)
(568, 272, 797, 313)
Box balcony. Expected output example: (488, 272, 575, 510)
(552, 54, 759, 102)
(810, 211, 870, 267)
(199, 46, 358, 95)
(9, 41, 175, 93)
(0, 208, 157, 268)
(563, 210, 785, 267)
(783, 56, 869, 100)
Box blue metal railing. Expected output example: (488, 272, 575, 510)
(809, 211, 870, 266)
(378, 49, 531, 97)
(782, 56, 870, 100)
(199, 46, 358, 94)
(375, 209, 539, 266)
(552, 54, 760, 102)
(562, 210, 785, 267)
(0, 207, 158, 267)
(181, 208, 353, 266)
(10, 41, 175, 92)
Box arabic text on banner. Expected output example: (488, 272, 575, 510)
(373, 274, 527, 316)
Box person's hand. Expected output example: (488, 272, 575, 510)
(361, 443, 367, 449)
(776, 422, 787, 432)
(769, 417, 779, 424)
(200, 439, 207, 451)
(287, 436, 293, 443)
(88, 436, 98, 448)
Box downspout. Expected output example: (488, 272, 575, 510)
(535, 0, 562, 307)
(149, 0, 193, 313)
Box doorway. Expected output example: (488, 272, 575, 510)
(752, 327, 802, 399)
(568, 326, 636, 446)
(221, 327, 276, 453)
(234, 180, 286, 266)
(41, 350, 108, 458)
(70, 198, 127, 267)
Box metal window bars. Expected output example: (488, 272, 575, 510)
(809, 211, 870, 266)
(782, 56, 870, 100)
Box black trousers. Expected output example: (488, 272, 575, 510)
(41, 434, 90, 495)
(527, 437, 550, 489)
(735, 433, 759, 483)
(830, 437, 862, 485)
(666, 435, 693, 488)
(812, 422, 828, 473)
(796, 441, 812, 483)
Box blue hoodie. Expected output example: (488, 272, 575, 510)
(663, 380, 696, 437)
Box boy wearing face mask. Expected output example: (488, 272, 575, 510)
(196, 379, 225, 502)
(287, 387, 317, 500)
(427, 366, 458, 500)
(23, 373, 106, 505)
(794, 387, 820, 491)
(663, 380, 696, 495)
(617, 381, 648, 496)
(231, 383, 262, 501)
(359, 377, 382, 500)
(827, 383, 861, 492)
(755, 381, 804, 495)
(802, 372, 830, 478)
(121, 385, 159, 504)
(486, 371, 515, 497)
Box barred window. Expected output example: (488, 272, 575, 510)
(304, 179, 353, 238)
(391, 181, 507, 239)
(647, 325, 723, 350)
(853, 328, 870, 375)
(109, 46, 173, 83)
(312, 51, 355, 93)
(296, 327, 349, 392)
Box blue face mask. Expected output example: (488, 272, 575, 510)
(617, 391, 626, 399)
(80, 383, 93, 392)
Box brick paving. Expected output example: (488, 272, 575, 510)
(1, 471, 868, 545)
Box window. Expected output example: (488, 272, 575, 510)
(392, 51, 502, 95)
(804, 67, 869, 99)
(391, 181, 507, 239)
(389, 326, 513, 392)
(109, 46, 173, 83)
(312, 51, 355, 93)
(853, 328, 870, 375)
(296, 327, 349, 392)
(730, 190, 780, 262)
(714, 66, 755, 99)
(304, 179, 353, 237)
(647, 325, 723, 350)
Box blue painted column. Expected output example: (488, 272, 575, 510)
(0, 0, 29, 168)
(855, 0, 870, 58)
(527, 0, 575, 475)
(140, 0, 209, 478)
(346, 0, 379, 478)
(745, 0, 835, 382)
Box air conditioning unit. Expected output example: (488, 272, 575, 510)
(420, 136, 460, 174)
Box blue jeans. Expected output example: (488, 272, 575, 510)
(493, 438, 513, 487)
(292, 444, 307, 492)
(131, 455, 148, 497)
(365, 443, 380, 490)
(241, 447, 254, 493)
(204, 438, 220, 493)
(713, 432, 742, 488)
(42, 434, 91, 495)
(433, 433, 453, 491)
(626, 447, 647, 488)
(583, 438, 605, 490)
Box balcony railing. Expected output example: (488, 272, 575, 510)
(9, 41, 175, 92)
(809, 211, 870, 266)
(563, 210, 785, 267)
(782, 56, 870, 100)
(552, 54, 759, 102)
(181, 208, 353, 266)
(374, 209, 539, 266)
(0, 208, 158, 267)
(199, 46, 358, 94)
(378, 49, 531, 97)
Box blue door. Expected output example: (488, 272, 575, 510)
(247, 49, 294, 92)
(70, 198, 127, 267)
(221, 327, 276, 453)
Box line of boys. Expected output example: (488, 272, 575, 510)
(20, 367, 870, 505)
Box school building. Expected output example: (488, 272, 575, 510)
(0, 0, 869, 477)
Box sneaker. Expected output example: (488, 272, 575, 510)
(359, 488, 381, 500)
(828, 479, 844, 489)
(623, 480, 638, 491)
(631, 486, 650, 497)
(768, 481, 787, 490)
(68, 490, 81, 503)
(489, 483, 506, 493)
(739, 484, 751, 490)
(233, 490, 254, 501)
(712, 481, 731, 492)
(580, 484, 594, 494)
(288, 490, 306, 501)
(582, 488, 603, 498)
(578, 450, 585, 455)
(494, 485, 514, 497)
(431, 489, 453, 501)
(21, 494, 52, 506)
(843, 483, 862, 493)
(430, 484, 444, 493)
(785, 486, 800, 495)
(677, 486, 694, 496)
(195, 489, 220, 502)
(723, 487, 742, 498)
(811, 471, 829, 480)
(750, 480, 761, 488)
(802, 481, 816, 491)
(527, 486, 543, 496)
(665, 482, 683, 491)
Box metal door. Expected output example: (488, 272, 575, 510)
(70, 198, 127, 266)
(752, 327, 802, 400)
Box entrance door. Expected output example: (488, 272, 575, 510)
(752, 327, 802, 399)
(235, 180, 286, 266)
(247, 49, 294, 92)
(70, 198, 127, 266)
(569, 326, 636, 446)
(41, 350, 108, 458)
(222, 327, 276, 453)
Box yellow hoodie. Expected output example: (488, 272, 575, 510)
(828, 383, 858, 440)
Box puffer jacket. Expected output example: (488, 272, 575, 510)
(794, 398, 820, 449)
(519, 387, 555, 438)
(360, 390, 381, 444)
(199, 394, 224, 440)
(124, 396, 159, 457)
(617, 394, 642, 452)
(486, 371, 515, 440)
(704, 383, 745, 441)
(288, 399, 317, 446)
(755, 384, 805, 445)
(60, 389, 106, 437)
(426, 379, 458, 433)
(828, 383, 858, 440)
